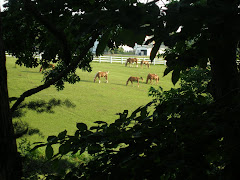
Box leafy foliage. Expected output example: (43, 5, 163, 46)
(33, 67, 240, 179)
(2, 0, 156, 91)
(148, 0, 240, 88)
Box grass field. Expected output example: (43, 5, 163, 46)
(6, 56, 177, 146)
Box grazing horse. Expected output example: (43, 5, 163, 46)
(126, 76, 143, 87)
(125, 58, 138, 67)
(146, 73, 159, 84)
(39, 64, 55, 72)
(141, 60, 150, 68)
(94, 71, 109, 83)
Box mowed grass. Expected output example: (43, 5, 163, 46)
(7, 56, 177, 145)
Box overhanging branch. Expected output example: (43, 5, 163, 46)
(11, 1, 101, 114)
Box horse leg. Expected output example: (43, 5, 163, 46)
(105, 75, 108, 83)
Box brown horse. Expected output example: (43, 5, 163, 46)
(125, 58, 138, 67)
(146, 73, 159, 84)
(94, 71, 109, 83)
(39, 64, 55, 72)
(126, 76, 143, 87)
(141, 60, 150, 68)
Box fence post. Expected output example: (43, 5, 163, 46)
(153, 59, 155, 65)
(99, 56, 101, 63)
(110, 56, 112, 63)
(121, 57, 123, 64)
(164, 60, 166, 66)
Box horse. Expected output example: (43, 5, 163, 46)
(125, 58, 138, 67)
(94, 71, 109, 83)
(146, 73, 159, 84)
(39, 64, 55, 72)
(141, 60, 150, 68)
(126, 76, 143, 87)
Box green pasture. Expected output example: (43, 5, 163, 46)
(7, 56, 177, 146)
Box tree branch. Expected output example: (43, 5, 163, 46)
(10, 1, 100, 114)
(23, 0, 71, 65)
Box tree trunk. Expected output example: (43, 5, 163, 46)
(0, 9, 22, 180)
(209, 1, 240, 100)
(210, 36, 239, 100)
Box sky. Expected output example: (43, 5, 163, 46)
(0, 0, 3, 11)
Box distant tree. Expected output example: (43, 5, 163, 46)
(0, 0, 157, 179)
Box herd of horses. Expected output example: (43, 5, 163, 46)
(93, 58, 159, 87)
(39, 58, 159, 87)
(125, 58, 150, 68)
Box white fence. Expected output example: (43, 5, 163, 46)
(5, 53, 166, 65)
(93, 56, 166, 65)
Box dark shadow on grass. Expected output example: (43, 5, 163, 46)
(11, 98, 76, 118)
(13, 120, 44, 138)
(20, 70, 41, 74)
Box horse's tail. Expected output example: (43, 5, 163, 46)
(94, 71, 100, 82)
(39, 66, 43, 72)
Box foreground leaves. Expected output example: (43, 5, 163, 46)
(32, 67, 240, 179)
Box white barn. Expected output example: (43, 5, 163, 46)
(134, 43, 167, 56)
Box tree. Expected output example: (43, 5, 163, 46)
(0, 0, 158, 179)
(0, 6, 22, 180)
(148, 0, 240, 100)
(30, 0, 240, 179)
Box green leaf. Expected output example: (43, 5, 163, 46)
(58, 130, 67, 140)
(150, 41, 161, 61)
(163, 67, 173, 76)
(46, 145, 54, 159)
(59, 143, 71, 155)
(77, 123, 87, 131)
(89, 0, 94, 4)
(88, 144, 102, 154)
(172, 68, 180, 85)
(96, 31, 111, 56)
(47, 136, 57, 143)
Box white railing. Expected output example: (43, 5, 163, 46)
(92, 55, 166, 65)
(5, 53, 166, 65)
